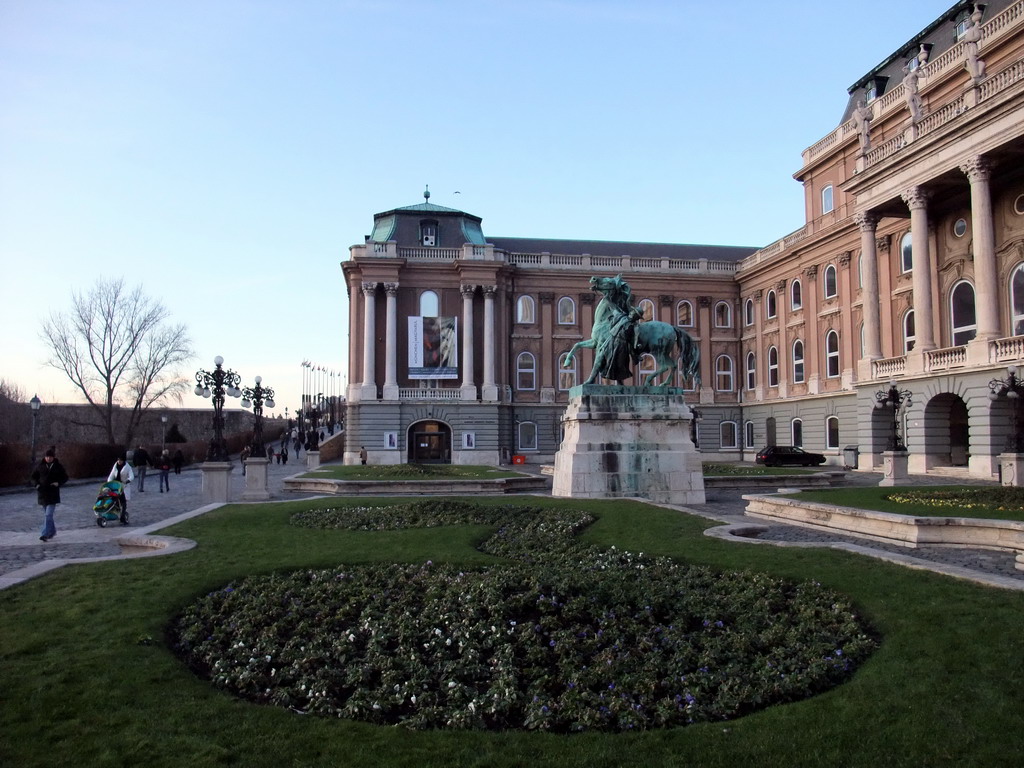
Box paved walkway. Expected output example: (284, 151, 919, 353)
(2, 462, 1021, 591)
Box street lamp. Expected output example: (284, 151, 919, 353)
(194, 356, 242, 461)
(161, 414, 168, 452)
(307, 394, 321, 452)
(989, 365, 1024, 452)
(874, 381, 913, 451)
(29, 394, 41, 467)
(240, 376, 276, 458)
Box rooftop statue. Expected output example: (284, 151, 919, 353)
(564, 274, 700, 388)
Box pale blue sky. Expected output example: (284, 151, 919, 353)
(1, 0, 953, 415)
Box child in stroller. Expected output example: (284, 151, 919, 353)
(93, 481, 129, 527)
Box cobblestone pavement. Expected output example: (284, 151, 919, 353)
(0, 451, 320, 580)
(3, 463, 1021, 590)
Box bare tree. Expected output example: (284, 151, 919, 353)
(0, 379, 29, 443)
(41, 278, 194, 445)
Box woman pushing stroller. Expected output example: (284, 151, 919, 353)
(107, 455, 135, 513)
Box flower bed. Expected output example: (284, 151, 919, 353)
(885, 487, 1024, 516)
(169, 500, 876, 732)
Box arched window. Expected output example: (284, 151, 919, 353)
(720, 421, 738, 449)
(903, 310, 916, 353)
(825, 330, 840, 378)
(638, 353, 656, 380)
(676, 300, 693, 327)
(745, 352, 756, 390)
(516, 352, 536, 390)
(791, 418, 803, 448)
(766, 290, 777, 319)
(715, 301, 732, 328)
(767, 346, 779, 387)
(638, 299, 655, 323)
(824, 264, 838, 299)
(558, 352, 577, 391)
(715, 355, 734, 391)
(792, 339, 805, 383)
(419, 219, 438, 247)
(826, 416, 840, 450)
(900, 232, 913, 273)
(791, 279, 802, 310)
(419, 290, 439, 317)
(557, 296, 576, 325)
(518, 421, 538, 451)
(744, 421, 755, 449)
(821, 185, 834, 214)
(744, 298, 754, 326)
(950, 281, 977, 346)
(516, 295, 535, 324)
(1011, 264, 1024, 336)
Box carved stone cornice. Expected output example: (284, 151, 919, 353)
(960, 156, 991, 184)
(460, 284, 477, 298)
(901, 186, 930, 211)
(539, 292, 555, 304)
(698, 296, 712, 308)
(580, 293, 595, 305)
(753, 290, 763, 302)
(659, 294, 674, 307)
(876, 235, 891, 253)
(776, 280, 787, 291)
(481, 285, 497, 297)
(383, 282, 399, 296)
(361, 281, 378, 295)
(838, 251, 852, 267)
(804, 265, 818, 279)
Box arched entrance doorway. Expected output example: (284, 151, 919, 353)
(408, 420, 452, 464)
(922, 393, 970, 467)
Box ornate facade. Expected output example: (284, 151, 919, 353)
(343, 1, 1024, 477)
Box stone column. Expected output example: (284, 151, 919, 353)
(901, 187, 935, 352)
(460, 284, 477, 399)
(855, 212, 882, 361)
(383, 282, 399, 400)
(961, 156, 999, 341)
(481, 285, 498, 401)
(360, 282, 378, 399)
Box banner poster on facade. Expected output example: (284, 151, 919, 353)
(408, 316, 459, 379)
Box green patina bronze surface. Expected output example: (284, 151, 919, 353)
(564, 275, 700, 388)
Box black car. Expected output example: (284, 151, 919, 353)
(755, 446, 826, 467)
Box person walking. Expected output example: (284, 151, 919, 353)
(107, 455, 135, 517)
(31, 446, 69, 542)
(359, 446, 368, 465)
(133, 445, 151, 492)
(158, 449, 172, 493)
(240, 445, 251, 476)
(172, 449, 184, 474)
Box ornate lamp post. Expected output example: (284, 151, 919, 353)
(240, 377, 276, 457)
(29, 394, 41, 467)
(989, 365, 1024, 452)
(307, 394, 321, 452)
(160, 414, 168, 452)
(874, 381, 913, 451)
(195, 356, 242, 461)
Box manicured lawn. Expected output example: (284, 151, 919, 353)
(2, 495, 1023, 767)
(304, 464, 524, 481)
(790, 485, 1024, 522)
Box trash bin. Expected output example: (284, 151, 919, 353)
(843, 445, 859, 470)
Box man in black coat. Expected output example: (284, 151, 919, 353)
(31, 446, 69, 542)
(133, 445, 150, 492)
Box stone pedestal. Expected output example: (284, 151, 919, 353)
(306, 450, 321, 470)
(998, 453, 1024, 486)
(553, 386, 705, 505)
(241, 456, 271, 501)
(200, 462, 233, 505)
(878, 450, 910, 487)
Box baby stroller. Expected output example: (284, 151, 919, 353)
(93, 481, 129, 527)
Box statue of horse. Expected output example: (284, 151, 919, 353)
(564, 274, 701, 388)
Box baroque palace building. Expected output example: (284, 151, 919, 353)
(342, 0, 1024, 478)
